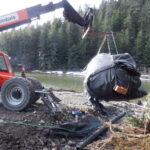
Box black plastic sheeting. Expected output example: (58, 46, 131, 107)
(84, 53, 147, 101)
(44, 115, 100, 139)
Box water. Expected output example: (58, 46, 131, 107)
(26, 73, 150, 94)
(26, 73, 83, 92)
(142, 81, 150, 93)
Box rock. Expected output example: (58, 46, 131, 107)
(39, 120, 45, 124)
(61, 138, 66, 144)
(63, 145, 71, 150)
(68, 140, 76, 146)
(16, 140, 20, 144)
(43, 147, 48, 150)
(0, 119, 4, 122)
(30, 139, 35, 145)
(33, 111, 36, 114)
(24, 119, 27, 122)
(51, 141, 56, 147)
(51, 148, 57, 150)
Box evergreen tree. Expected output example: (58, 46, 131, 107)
(0, 0, 149, 70)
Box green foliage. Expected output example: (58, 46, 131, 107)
(126, 115, 144, 128)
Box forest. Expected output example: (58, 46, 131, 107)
(0, 0, 150, 71)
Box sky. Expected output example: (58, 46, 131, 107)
(0, 0, 101, 25)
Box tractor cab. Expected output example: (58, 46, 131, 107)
(0, 52, 14, 87)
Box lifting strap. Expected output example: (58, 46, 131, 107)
(97, 31, 118, 54)
(111, 31, 118, 54)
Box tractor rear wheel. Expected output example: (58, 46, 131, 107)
(27, 77, 43, 103)
(1, 77, 34, 111)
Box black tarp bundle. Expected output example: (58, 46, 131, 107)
(44, 115, 100, 139)
(84, 53, 147, 101)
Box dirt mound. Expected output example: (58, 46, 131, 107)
(0, 103, 76, 150)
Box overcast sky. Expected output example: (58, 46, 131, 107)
(0, 0, 101, 25)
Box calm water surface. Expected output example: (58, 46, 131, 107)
(27, 73, 83, 92)
(26, 73, 150, 94)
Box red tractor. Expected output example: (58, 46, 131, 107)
(0, 51, 43, 111)
(0, 0, 93, 111)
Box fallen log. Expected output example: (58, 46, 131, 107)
(112, 101, 150, 111)
(76, 112, 126, 150)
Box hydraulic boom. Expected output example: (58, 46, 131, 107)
(0, 0, 93, 37)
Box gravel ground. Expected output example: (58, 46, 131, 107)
(53, 90, 88, 107)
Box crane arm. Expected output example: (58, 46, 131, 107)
(0, 0, 93, 36)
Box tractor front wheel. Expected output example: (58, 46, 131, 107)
(1, 77, 34, 111)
